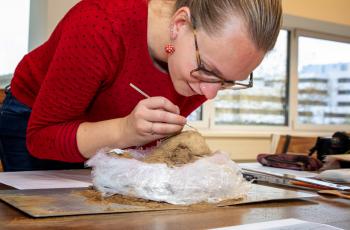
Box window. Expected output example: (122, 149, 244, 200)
(188, 24, 350, 132)
(297, 36, 350, 125)
(187, 107, 202, 121)
(213, 30, 289, 126)
(0, 1, 30, 88)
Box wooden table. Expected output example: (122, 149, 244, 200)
(0, 183, 349, 230)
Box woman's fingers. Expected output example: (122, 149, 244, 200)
(143, 97, 180, 115)
(136, 97, 186, 125)
(150, 122, 184, 135)
(124, 96, 188, 146)
(143, 109, 187, 125)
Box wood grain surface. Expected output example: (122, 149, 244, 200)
(0, 184, 349, 230)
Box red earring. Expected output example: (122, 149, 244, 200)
(164, 44, 175, 54)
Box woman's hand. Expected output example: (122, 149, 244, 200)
(122, 96, 187, 146)
(77, 97, 187, 158)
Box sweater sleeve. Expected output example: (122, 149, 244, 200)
(26, 4, 124, 162)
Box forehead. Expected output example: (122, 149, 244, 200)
(196, 17, 265, 80)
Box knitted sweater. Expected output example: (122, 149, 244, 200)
(11, 0, 206, 162)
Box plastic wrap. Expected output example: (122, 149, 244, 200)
(86, 149, 251, 205)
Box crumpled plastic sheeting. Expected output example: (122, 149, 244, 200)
(86, 150, 251, 205)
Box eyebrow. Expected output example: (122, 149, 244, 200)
(201, 59, 224, 77)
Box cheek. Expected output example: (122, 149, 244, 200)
(168, 53, 194, 82)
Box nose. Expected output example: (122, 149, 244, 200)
(199, 82, 221, 99)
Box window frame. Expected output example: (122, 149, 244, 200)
(190, 28, 292, 133)
(188, 15, 350, 135)
(293, 29, 350, 132)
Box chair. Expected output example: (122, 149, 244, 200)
(0, 88, 5, 105)
(272, 134, 318, 156)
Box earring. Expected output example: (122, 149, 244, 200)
(164, 44, 175, 54)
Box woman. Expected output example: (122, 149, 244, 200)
(0, 0, 282, 171)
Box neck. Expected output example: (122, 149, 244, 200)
(147, 0, 174, 63)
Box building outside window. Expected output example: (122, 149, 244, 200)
(209, 30, 289, 126)
(298, 36, 350, 125)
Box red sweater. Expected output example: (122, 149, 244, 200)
(11, 0, 206, 162)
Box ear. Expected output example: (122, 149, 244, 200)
(169, 7, 191, 40)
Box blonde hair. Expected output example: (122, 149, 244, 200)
(174, 0, 282, 52)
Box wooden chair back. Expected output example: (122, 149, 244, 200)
(273, 135, 318, 156)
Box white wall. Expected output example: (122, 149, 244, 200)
(46, 0, 350, 35)
(282, 0, 350, 26)
(47, 0, 80, 34)
(29, 0, 47, 50)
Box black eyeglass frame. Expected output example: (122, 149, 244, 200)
(189, 18, 254, 90)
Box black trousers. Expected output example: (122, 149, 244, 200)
(0, 87, 84, 171)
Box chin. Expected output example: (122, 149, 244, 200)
(170, 73, 197, 96)
(174, 84, 195, 97)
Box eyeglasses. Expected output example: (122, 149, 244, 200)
(189, 19, 254, 90)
